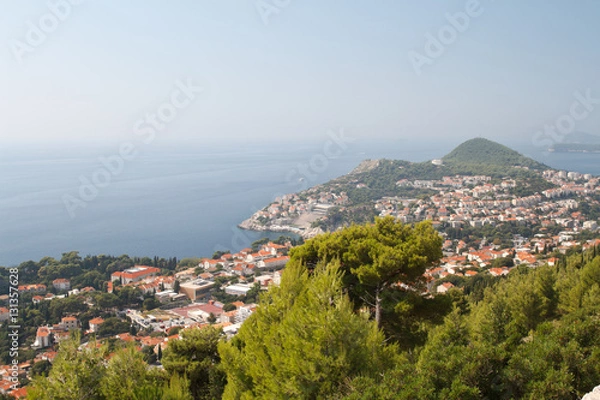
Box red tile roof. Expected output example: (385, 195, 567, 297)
(9, 387, 28, 398)
(112, 266, 161, 280)
(37, 327, 50, 337)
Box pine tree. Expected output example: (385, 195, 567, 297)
(100, 345, 155, 400)
(27, 333, 107, 400)
(289, 217, 442, 327)
(219, 261, 397, 399)
(162, 326, 225, 400)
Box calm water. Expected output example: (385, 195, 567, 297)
(1, 138, 598, 266)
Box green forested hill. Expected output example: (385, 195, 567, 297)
(316, 138, 554, 211)
(443, 137, 549, 170)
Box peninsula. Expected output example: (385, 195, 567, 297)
(239, 138, 600, 239)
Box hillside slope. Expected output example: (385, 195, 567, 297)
(321, 138, 553, 204)
(443, 137, 548, 170)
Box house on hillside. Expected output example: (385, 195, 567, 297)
(52, 278, 71, 291)
(88, 317, 105, 333)
(225, 284, 254, 296)
(33, 327, 52, 348)
(437, 282, 455, 294)
(0, 307, 10, 322)
(179, 280, 215, 301)
(60, 316, 79, 330)
(257, 256, 289, 270)
(111, 265, 161, 285)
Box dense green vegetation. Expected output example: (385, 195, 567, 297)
(219, 261, 396, 398)
(217, 220, 600, 399)
(213, 220, 600, 398)
(339, 255, 600, 399)
(290, 217, 442, 328)
(443, 138, 548, 170)
(162, 327, 226, 400)
(27, 333, 194, 400)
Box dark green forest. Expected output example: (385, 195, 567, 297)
(442, 137, 548, 170)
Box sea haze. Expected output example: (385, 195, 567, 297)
(1, 138, 598, 267)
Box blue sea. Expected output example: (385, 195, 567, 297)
(1, 137, 598, 267)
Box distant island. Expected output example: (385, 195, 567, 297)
(549, 131, 600, 153)
(240, 137, 600, 239)
(550, 143, 600, 153)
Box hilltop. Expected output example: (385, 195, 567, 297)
(331, 138, 549, 193)
(314, 137, 553, 204)
(443, 137, 548, 170)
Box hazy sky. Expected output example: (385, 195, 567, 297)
(1, 0, 599, 148)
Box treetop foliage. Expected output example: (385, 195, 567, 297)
(290, 217, 442, 325)
(27, 333, 194, 400)
(219, 261, 397, 399)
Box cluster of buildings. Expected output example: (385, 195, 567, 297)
(244, 166, 600, 243)
(258, 192, 349, 220)
(427, 233, 600, 294)
(26, 242, 291, 346)
(22, 283, 95, 305)
(241, 191, 349, 235)
(18, 278, 73, 294)
(373, 171, 599, 231)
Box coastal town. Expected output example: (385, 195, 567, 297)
(376, 168, 598, 230)
(241, 166, 600, 238)
(3, 166, 600, 397)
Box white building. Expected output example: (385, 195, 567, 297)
(583, 221, 598, 231)
(111, 265, 161, 285)
(0, 307, 10, 322)
(89, 317, 104, 333)
(33, 327, 52, 348)
(225, 284, 253, 296)
(53, 278, 71, 291)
